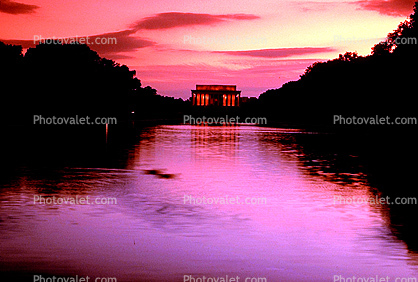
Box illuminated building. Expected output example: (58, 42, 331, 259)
(191, 85, 241, 107)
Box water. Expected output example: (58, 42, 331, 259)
(1, 125, 417, 281)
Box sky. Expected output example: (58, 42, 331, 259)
(0, 0, 415, 98)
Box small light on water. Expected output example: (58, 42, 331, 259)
(105, 123, 108, 143)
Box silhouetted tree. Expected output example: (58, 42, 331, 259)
(259, 1, 417, 127)
(1, 41, 188, 126)
(372, 2, 418, 57)
(0, 42, 25, 125)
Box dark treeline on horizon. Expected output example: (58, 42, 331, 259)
(1, 2, 417, 128)
(0, 41, 188, 126)
(257, 2, 418, 127)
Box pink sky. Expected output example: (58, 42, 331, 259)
(0, 0, 414, 98)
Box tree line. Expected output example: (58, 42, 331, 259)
(0, 41, 188, 126)
(1, 2, 417, 127)
(257, 2, 418, 127)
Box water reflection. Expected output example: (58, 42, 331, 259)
(0, 125, 417, 281)
(191, 126, 239, 159)
(282, 132, 418, 254)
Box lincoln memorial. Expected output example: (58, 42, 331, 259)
(191, 85, 241, 107)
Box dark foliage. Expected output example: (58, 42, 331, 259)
(258, 2, 418, 127)
(0, 41, 188, 126)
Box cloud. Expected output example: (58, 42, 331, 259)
(220, 14, 260, 20)
(0, 0, 39, 14)
(87, 30, 155, 56)
(354, 0, 416, 16)
(132, 12, 260, 30)
(215, 47, 336, 58)
(295, 0, 415, 16)
(1, 30, 155, 58)
(0, 12, 258, 58)
(294, 1, 339, 12)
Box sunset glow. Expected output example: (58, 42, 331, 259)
(1, 0, 413, 97)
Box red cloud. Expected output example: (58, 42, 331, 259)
(1, 30, 155, 59)
(1, 12, 259, 58)
(354, 0, 416, 16)
(132, 12, 260, 30)
(0, 0, 39, 14)
(87, 30, 155, 56)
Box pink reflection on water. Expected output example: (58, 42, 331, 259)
(0, 125, 417, 281)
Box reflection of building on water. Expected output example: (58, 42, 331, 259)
(191, 127, 239, 159)
(191, 85, 241, 107)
